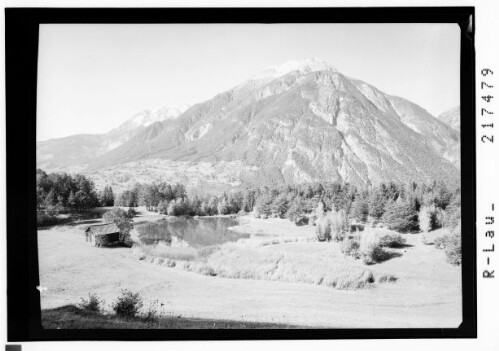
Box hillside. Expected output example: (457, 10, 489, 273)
(36, 105, 189, 172)
(87, 59, 459, 186)
(37, 58, 460, 188)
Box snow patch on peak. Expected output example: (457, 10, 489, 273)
(250, 58, 338, 81)
(117, 104, 191, 130)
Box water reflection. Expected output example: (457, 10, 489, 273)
(135, 217, 250, 247)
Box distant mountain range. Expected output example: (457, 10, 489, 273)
(37, 58, 460, 188)
(36, 104, 190, 171)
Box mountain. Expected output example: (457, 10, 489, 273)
(85, 58, 460, 187)
(437, 106, 460, 132)
(36, 104, 190, 171)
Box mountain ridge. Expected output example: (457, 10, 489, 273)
(37, 58, 460, 188)
(36, 104, 190, 171)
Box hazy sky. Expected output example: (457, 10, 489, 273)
(37, 23, 460, 141)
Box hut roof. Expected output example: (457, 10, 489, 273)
(85, 223, 120, 235)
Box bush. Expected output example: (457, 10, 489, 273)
(359, 229, 388, 265)
(341, 236, 361, 259)
(376, 230, 406, 248)
(435, 221, 461, 265)
(142, 300, 160, 323)
(79, 293, 103, 313)
(112, 290, 144, 318)
(294, 215, 309, 226)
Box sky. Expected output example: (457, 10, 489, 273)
(37, 23, 460, 141)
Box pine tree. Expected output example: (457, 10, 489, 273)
(381, 198, 419, 233)
(254, 192, 273, 218)
(286, 196, 304, 221)
(351, 196, 369, 223)
(368, 188, 386, 220)
(270, 193, 289, 218)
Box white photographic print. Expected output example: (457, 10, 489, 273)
(36, 23, 462, 329)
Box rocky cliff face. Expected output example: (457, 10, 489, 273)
(86, 59, 459, 186)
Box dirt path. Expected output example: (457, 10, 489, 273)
(38, 222, 461, 328)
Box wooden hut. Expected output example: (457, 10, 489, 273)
(84, 223, 120, 247)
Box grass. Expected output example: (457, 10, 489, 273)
(42, 305, 303, 329)
(130, 231, 398, 290)
(126, 216, 405, 290)
(195, 241, 395, 289)
(132, 242, 197, 262)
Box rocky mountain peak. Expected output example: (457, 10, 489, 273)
(249, 58, 338, 81)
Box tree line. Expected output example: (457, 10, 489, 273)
(37, 168, 461, 233)
(116, 179, 460, 233)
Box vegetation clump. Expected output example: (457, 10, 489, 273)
(339, 228, 406, 265)
(112, 290, 144, 318)
(376, 229, 406, 248)
(340, 236, 361, 259)
(359, 231, 388, 265)
(435, 220, 462, 265)
(79, 292, 104, 313)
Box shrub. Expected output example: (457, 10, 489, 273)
(341, 236, 360, 259)
(142, 300, 159, 323)
(359, 229, 388, 265)
(376, 230, 406, 248)
(294, 215, 309, 226)
(435, 220, 461, 265)
(79, 293, 103, 313)
(445, 225, 462, 265)
(112, 290, 144, 318)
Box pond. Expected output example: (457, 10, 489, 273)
(135, 217, 250, 247)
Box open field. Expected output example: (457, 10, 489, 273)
(38, 214, 462, 328)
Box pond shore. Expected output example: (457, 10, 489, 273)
(38, 212, 462, 328)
